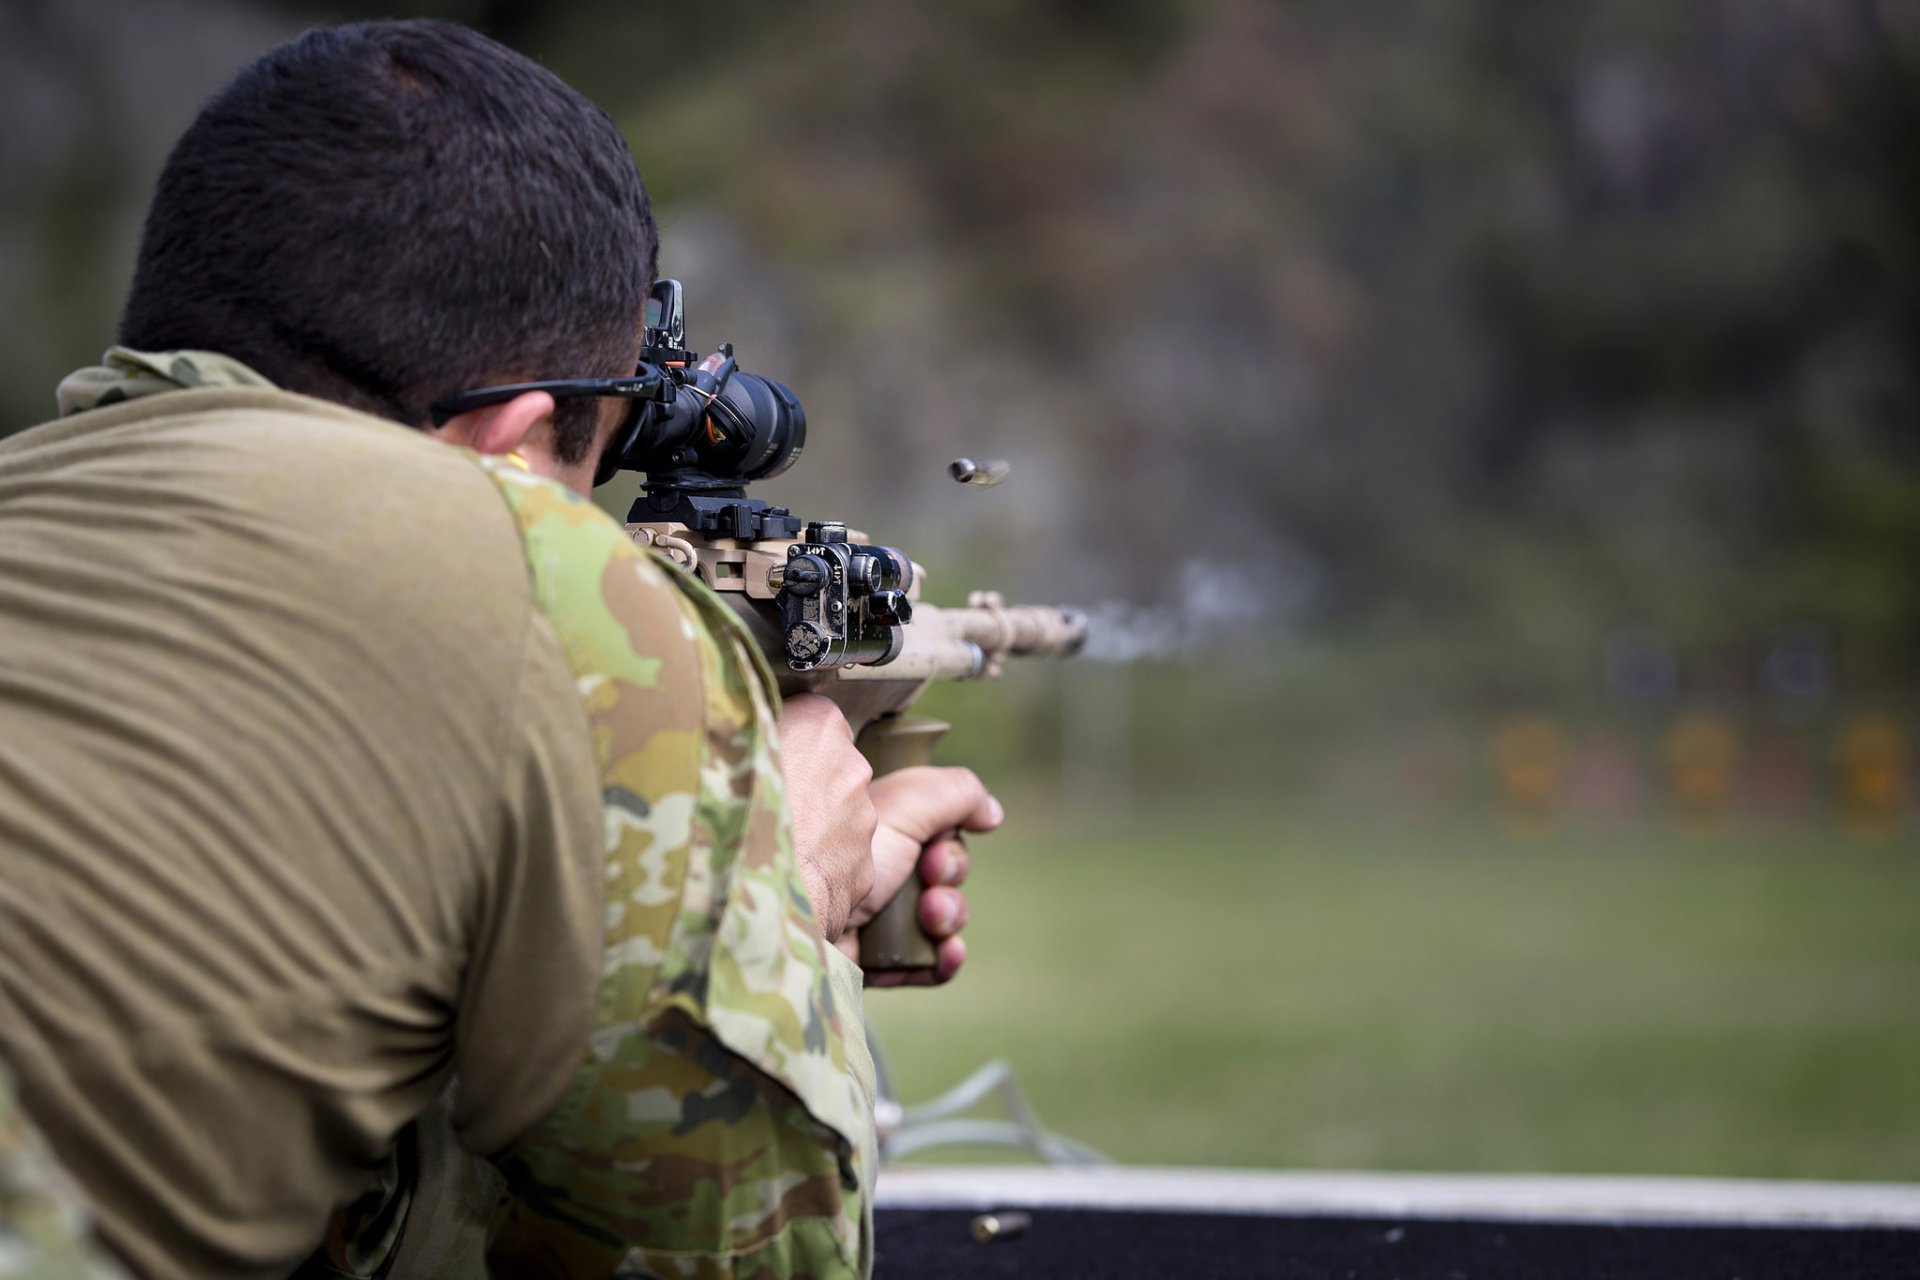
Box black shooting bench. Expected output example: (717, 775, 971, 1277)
(873, 1165, 1920, 1278)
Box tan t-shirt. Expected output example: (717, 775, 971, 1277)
(0, 388, 606, 1279)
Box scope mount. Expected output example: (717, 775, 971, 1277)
(627, 486, 804, 543)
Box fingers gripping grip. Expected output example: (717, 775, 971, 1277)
(854, 713, 950, 974)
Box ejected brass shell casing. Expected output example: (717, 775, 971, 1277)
(949, 457, 1011, 487)
(970, 1211, 1032, 1243)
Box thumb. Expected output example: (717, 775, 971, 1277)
(868, 766, 1003, 846)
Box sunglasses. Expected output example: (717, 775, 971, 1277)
(430, 368, 675, 486)
(428, 369, 669, 429)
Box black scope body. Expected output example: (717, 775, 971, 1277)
(596, 279, 806, 490)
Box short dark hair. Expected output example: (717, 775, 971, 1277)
(118, 19, 656, 462)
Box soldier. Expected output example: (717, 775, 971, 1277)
(0, 19, 993, 1280)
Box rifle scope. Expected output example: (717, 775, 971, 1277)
(595, 278, 806, 490)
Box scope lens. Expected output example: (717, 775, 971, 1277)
(600, 363, 807, 486)
(718, 373, 806, 482)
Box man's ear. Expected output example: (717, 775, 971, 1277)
(433, 391, 555, 457)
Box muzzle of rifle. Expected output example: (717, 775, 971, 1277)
(952, 593, 1088, 660)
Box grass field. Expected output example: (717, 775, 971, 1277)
(864, 807, 1920, 1181)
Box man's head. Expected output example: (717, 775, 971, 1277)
(118, 19, 655, 474)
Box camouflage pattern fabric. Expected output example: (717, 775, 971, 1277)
(52, 349, 875, 1277)
(472, 463, 874, 1278)
(51, 350, 874, 1277)
(55, 347, 275, 417)
(0, 1067, 129, 1280)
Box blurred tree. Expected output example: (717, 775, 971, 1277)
(5, 0, 1915, 802)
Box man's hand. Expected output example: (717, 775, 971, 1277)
(844, 766, 1003, 987)
(778, 694, 876, 942)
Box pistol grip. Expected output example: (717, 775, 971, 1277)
(854, 713, 951, 974)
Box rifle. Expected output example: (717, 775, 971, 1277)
(603, 280, 1086, 975)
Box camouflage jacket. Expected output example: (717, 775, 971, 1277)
(49, 351, 879, 1280)
(474, 446, 876, 1280)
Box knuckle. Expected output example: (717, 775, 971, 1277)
(942, 765, 985, 802)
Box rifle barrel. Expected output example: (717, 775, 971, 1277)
(833, 599, 1086, 684)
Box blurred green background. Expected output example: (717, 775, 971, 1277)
(5, 0, 1916, 1179)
